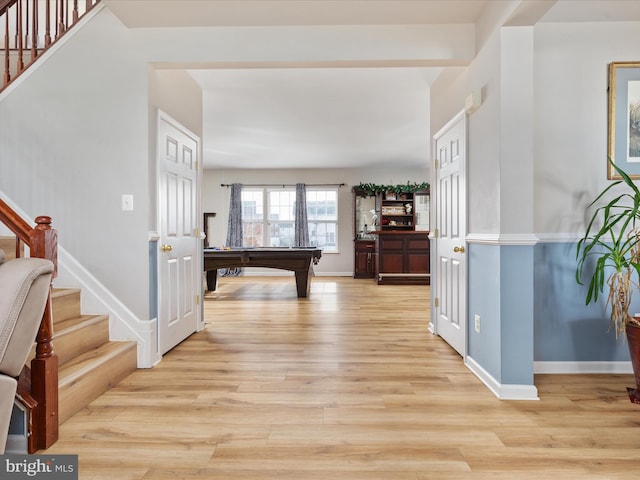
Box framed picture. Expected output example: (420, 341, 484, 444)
(608, 61, 640, 179)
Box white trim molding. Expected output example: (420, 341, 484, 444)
(467, 232, 582, 245)
(534, 361, 633, 374)
(535, 233, 582, 244)
(465, 233, 500, 244)
(466, 233, 539, 246)
(466, 356, 539, 401)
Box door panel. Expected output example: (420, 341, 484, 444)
(158, 113, 201, 354)
(434, 111, 467, 356)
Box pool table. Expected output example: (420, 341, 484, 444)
(204, 247, 322, 298)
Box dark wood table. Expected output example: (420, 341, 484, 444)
(203, 247, 322, 298)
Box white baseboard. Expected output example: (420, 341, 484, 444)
(534, 361, 633, 374)
(466, 356, 539, 401)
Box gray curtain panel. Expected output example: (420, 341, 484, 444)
(294, 183, 310, 247)
(222, 183, 243, 277)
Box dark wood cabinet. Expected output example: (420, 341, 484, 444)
(352, 188, 377, 279)
(354, 239, 376, 278)
(376, 232, 430, 285)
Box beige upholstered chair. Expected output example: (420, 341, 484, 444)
(0, 250, 54, 453)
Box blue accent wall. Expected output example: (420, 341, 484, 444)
(148, 241, 158, 321)
(468, 241, 631, 387)
(534, 242, 629, 362)
(468, 243, 535, 385)
(468, 243, 502, 380)
(500, 246, 534, 385)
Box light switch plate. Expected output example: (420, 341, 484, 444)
(122, 194, 134, 211)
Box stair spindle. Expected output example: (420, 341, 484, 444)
(58, 0, 64, 36)
(1, 0, 101, 93)
(16, 0, 23, 73)
(31, 0, 37, 59)
(4, 9, 9, 86)
(44, 0, 51, 46)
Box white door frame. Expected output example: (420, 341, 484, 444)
(431, 109, 468, 358)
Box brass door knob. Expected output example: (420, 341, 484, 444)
(453, 246, 465, 253)
(161, 244, 173, 252)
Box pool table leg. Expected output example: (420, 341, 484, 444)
(206, 269, 218, 291)
(294, 268, 311, 298)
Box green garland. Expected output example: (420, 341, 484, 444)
(352, 181, 430, 195)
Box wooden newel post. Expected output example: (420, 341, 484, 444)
(31, 215, 57, 276)
(29, 215, 59, 451)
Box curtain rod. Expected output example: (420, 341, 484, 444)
(220, 183, 346, 188)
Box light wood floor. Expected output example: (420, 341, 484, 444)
(47, 276, 640, 479)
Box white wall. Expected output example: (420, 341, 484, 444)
(0, 8, 152, 318)
(202, 167, 429, 275)
(0, 13, 205, 321)
(534, 21, 640, 237)
(431, 29, 503, 235)
(431, 18, 640, 239)
(148, 68, 203, 228)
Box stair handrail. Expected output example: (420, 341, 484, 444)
(2, 0, 101, 93)
(0, 198, 58, 452)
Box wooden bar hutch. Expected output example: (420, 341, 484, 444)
(353, 184, 430, 285)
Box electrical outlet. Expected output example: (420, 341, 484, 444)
(474, 314, 481, 333)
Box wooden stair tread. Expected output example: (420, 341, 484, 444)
(51, 287, 81, 297)
(26, 314, 110, 366)
(51, 288, 82, 323)
(54, 314, 108, 336)
(59, 341, 137, 387)
(58, 340, 138, 423)
(47, 284, 138, 424)
(51, 314, 111, 367)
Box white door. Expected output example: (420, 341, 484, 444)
(157, 111, 201, 354)
(433, 110, 467, 356)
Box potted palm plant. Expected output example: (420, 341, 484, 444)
(576, 160, 640, 403)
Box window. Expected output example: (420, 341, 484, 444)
(241, 189, 264, 247)
(306, 189, 337, 252)
(268, 189, 296, 248)
(240, 186, 338, 252)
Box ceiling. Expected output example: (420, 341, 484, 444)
(189, 67, 442, 170)
(103, 1, 491, 28)
(102, 0, 640, 170)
